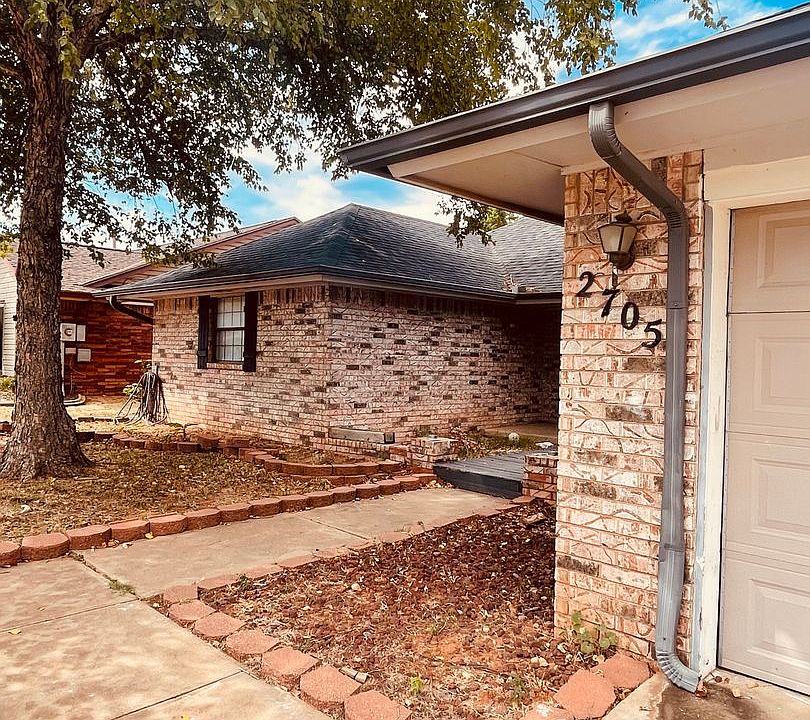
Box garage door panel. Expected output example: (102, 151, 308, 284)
(732, 199, 810, 313)
(728, 313, 810, 439)
(725, 435, 810, 564)
(723, 199, 810, 695)
(720, 557, 810, 694)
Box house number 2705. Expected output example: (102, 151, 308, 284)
(576, 271, 663, 349)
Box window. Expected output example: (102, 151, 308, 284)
(197, 292, 257, 372)
(214, 295, 245, 362)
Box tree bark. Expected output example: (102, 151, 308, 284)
(0, 56, 89, 481)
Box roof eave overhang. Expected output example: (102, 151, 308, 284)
(94, 268, 562, 306)
(341, 6, 810, 176)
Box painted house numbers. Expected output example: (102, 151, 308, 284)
(576, 271, 663, 349)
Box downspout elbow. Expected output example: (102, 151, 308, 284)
(587, 101, 700, 693)
(109, 296, 154, 325)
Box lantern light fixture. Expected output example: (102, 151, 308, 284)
(597, 210, 638, 270)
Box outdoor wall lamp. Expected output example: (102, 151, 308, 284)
(597, 211, 637, 270)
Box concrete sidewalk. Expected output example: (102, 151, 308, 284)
(1, 487, 507, 719)
(0, 560, 326, 720)
(83, 488, 507, 596)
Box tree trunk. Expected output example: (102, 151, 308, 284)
(0, 59, 89, 481)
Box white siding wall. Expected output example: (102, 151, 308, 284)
(0, 260, 17, 376)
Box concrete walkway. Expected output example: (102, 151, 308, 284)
(83, 488, 507, 596)
(0, 488, 507, 719)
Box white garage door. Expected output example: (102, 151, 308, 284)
(721, 199, 810, 694)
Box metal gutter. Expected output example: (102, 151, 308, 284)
(342, 4, 810, 174)
(588, 101, 700, 692)
(109, 296, 154, 325)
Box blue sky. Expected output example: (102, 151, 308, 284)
(226, 0, 798, 226)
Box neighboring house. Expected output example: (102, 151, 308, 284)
(341, 4, 810, 698)
(0, 245, 152, 396)
(0, 217, 299, 397)
(98, 204, 563, 445)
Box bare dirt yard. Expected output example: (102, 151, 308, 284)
(200, 508, 597, 720)
(0, 441, 332, 541)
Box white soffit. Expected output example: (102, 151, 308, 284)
(389, 57, 810, 217)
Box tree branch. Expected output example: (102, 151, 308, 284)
(75, 0, 114, 60)
(0, 60, 21, 80)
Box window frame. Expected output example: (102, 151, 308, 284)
(212, 295, 246, 364)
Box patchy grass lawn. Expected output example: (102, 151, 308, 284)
(200, 509, 594, 720)
(0, 441, 332, 541)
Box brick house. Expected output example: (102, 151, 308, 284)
(342, 5, 810, 698)
(99, 204, 563, 445)
(0, 217, 298, 397)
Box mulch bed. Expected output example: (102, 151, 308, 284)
(0, 440, 332, 541)
(200, 508, 594, 719)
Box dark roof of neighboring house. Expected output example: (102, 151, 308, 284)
(99, 204, 563, 301)
(6, 244, 144, 294)
(84, 217, 300, 289)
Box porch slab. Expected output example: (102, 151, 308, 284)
(82, 488, 508, 597)
(605, 671, 810, 720)
(482, 422, 558, 442)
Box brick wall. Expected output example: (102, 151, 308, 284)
(554, 152, 703, 660)
(153, 287, 331, 444)
(325, 286, 560, 441)
(152, 284, 560, 445)
(524, 451, 558, 506)
(61, 297, 153, 396)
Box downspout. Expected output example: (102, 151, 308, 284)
(109, 296, 154, 325)
(587, 101, 700, 693)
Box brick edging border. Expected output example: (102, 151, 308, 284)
(0, 473, 438, 568)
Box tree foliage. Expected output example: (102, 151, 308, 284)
(1, 0, 725, 256)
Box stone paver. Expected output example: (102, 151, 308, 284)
(20, 532, 70, 561)
(219, 502, 252, 522)
(555, 669, 616, 719)
(599, 653, 650, 690)
(110, 519, 150, 542)
(193, 611, 245, 640)
(261, 646, 319, 686)
(225, 629, 279, 661)
(0, 540, 21, 566)
(168, 600, 216, 626)
(300, 665, 361, 711)
(186, 508, 222, 530)
(163, 584, 198, 604)
(344, 690, 411, 720)
(149, 513, 188, 536)
(66, 524, 111, 550)
(197, 573, 241, 591)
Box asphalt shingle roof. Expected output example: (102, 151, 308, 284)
(7, 244, 144, 294)
(104, 204, 563, 300)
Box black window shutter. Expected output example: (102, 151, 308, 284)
(197, 295, 210, 369)
(242, 291, 258, 372)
